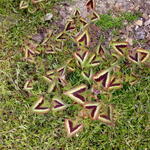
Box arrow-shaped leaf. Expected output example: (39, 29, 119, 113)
(81, 69, 93, 82)
(84, 102, 101, 120)
(43, 70, 55, 83)
(96, 44, 106, 59)
(137, 49, 150, 62)
(98, 104, 115, 127)
(111, 41, 129, 56)
(75, 30, 90, 47)
(32, 96, 50, 114)
(24, 79, 33, 90)
(64, 84, 87, 105)
(65, 20, 76, 31)
(86, 0, 96, 11)
(93, 69, 110, 88)
(106, 76, 122, 91)
(65, 119, 83, 137)
(74, 9, 81, 17)
(79, 18, 88, 27)
(87, 53, 100, 67)
(56, 32, 68, 41)
(74, 50, 89, 68)
(19, 0, 29, 9)
(128, 49, 150, 64)
(52, 98, 67, 111)
(90, 11, 99, 22)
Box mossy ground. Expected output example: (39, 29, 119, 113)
(0, 1, 150, 150)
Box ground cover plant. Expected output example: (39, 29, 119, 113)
(0, 0, 150, 149)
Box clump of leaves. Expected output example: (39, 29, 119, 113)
(19, 0, 44, 13)
(22, 0, 150, 137)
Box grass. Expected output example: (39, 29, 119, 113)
(0, 1, 150, 150)
(96, 12, 141, 30)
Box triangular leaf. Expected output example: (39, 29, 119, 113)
(56, 32, 68, 40)
(24, 79, 33, 90)
(84, 102, 100, 120)
(111, 41, 129, 56)
(106, 76, 122, 91)
(65, 20, 76, 31)
(137, 49, 150, 63)
(65, 119, 83, 137)
(19, 0, 29, 9)
(98, 104, 115, 127)
(74, 9, 81, 17)
(74, 50, 89, 68)
(32, 96, 50, 114)
(75, 30, 90, 47)
(64, 84, 87, 105)
(86, 0, 96, 11)
(90, 11, 99, 21)
(52, 98, 67, 111)
(93, 69, 110, 88)
(81, 69, 93, 82)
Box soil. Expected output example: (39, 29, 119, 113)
(53, 0, 150, 48)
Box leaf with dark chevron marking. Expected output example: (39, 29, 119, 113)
(32, 96, 50, 114)
(64, 84, 87, 105)
(137, 49, 150, 63)
(43, 66, 67, 92)
(86, 53, 100, 67)
(74, 50, 89, 68)
(54, 41, 64, 51)
(86, 0, 95, 12)
(98, 104, 115, 127)
(52, 98, 67, 111)
(65, 119, 83, 137)
(24, 79, 33, 90)
(84, 102, 101, 120)
(106, 76, 122, 91)
(19, 0, 29, 9)
(56, 32, 68, 41)
(74, 9, 81, 17)
(93, 69, 110, 88)
(79, 18, 88, 27)
(43, 70, 55, 83)
(25, 48, 35, 58)
(128, 49, 150, 64)
(90, 11, 99, 21)
(111, 41, 129, 56)
(24, 48, 36, 63)
(45, 45, 55, 54)
(81, 69, 93, 82)
(125, 73, 139, 85)
(57, 66, 67, 86)
(96, 44, 106, 58)
(65, 20, 76, 31)
(75, 30, 90, 47)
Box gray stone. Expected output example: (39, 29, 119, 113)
(135, 27, 146, 40)
(144, 19, 150, 26)
(44, 13, 53, 21)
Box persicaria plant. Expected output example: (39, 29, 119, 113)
(22, 0, 150, 137)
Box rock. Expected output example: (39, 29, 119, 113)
(135, 27, 146, 40)
(144, 19, 150, 26)
(44, 13, 53, 21)
(32, 28, 47, 43)
(135, 20, 143, 26)
(32, 33, 44, 43)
